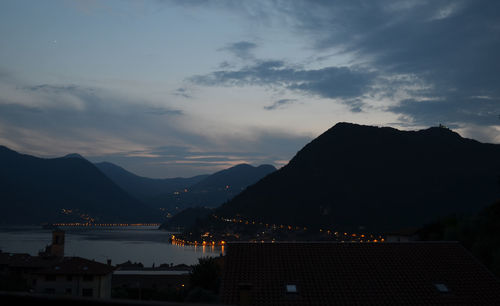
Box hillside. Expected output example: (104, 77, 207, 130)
(216, 123, 500, 232)
(0, 146, 159, 225)
(94, 161, 209, 200)
(151, 164, 276, 212)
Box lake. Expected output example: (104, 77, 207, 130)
(0, 226, 221, 267)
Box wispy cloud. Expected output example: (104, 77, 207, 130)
(191, 60, 376, 101)
(219, 41, 258, 60)
(264, 99, 298, 111)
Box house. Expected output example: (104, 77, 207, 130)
(1, 230, 114, 298)
(112, 264, 192, 293)
(220, 242, 500, 305)
(32, 256, 114, 298)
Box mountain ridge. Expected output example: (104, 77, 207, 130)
(215, 122, 500, 232)
(0, 146, 159, 225)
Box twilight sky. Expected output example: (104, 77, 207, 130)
(0, 0, 499, 178)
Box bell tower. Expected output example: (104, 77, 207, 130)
(50, 230, 65, 257)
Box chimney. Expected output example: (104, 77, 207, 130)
(238, 283, 253, 306)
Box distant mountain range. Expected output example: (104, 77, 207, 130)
(95, 161, 209, 203)
(215, 123, 500, 232)
(97, 162, 276, 214)
(0, 145, 277, 225)
(0, 146, 159, 225)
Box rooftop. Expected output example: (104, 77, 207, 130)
(0, 252, 114, 276)
(221, 242, 500, 305)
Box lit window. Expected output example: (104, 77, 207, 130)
(286, 284, 297, 294)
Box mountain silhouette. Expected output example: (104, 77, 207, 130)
(94, 161, 209, 200)
(216, 123, 500, 232)
(0, 146, 159, 225)
(148, 164, 276, 212)
(95, 162, 275, 214)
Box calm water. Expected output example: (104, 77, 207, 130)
(0, 226, 221, 266)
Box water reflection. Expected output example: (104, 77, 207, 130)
(171, 239, 224, 256)
(0, 226, 220, 266)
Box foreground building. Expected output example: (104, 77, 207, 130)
(32, 256, 114, 298)
(0, 251, 114, 298)
(221, 242, 500, 305)
(0, 229, 114, 298)
(112, 263, 191, 293)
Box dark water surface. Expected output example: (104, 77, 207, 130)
(0, 226, 220, 266)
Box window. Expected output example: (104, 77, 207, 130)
(44, 288, 55, 294)
(82, 288, 93, 297)
(65, 288, 72, 295)
(434, 283, 450, 293)
(66, 275, 73, 281)
(45, 275, 56, 282)
(83, 275, 94, 282)
(286, 284, 298, 294)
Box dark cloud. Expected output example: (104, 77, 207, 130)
(388, 97, 500, 127)
(275, 0, 500, 127)
(145, 107, 183, 116)
(220, 41, 258, 60)
(179, 1, 500, 128)
(191, 60, 376, 100)
(264, 99, 298, 110)
(172, 87, 192, 99)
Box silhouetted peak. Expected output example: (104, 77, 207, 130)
(420, 125, 462, 138)
(230, 163, 254, 170)
(63, 153, 85, 160)
(0, 145, 17, 154)
(324, 122, 464, 142)
(324, 122, 385, 136)
(95, 161, 120, 168)
(257, 164, 277, 171)
(224, 163, 277, 173)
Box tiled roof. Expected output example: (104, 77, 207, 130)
(35, 257, 115, 275)
(0, 252, 59, 269)
(1, 252, 114, 275)
(221, 242, 500, 305)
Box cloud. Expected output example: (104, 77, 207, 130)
(179, 1, 500, 131)
(145, 107, 184, 116)
(172, 87, 192, 99)
(87, 128, 311, 178)
(271, 0, 500, 127)
(191, 60, 376, 100)
(0, 75, 188, 158)
(219, 41, 257, 60)
(264, 98, 298, 110)
(388, 96, 500, 127)
(0, 72, 313, 177)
